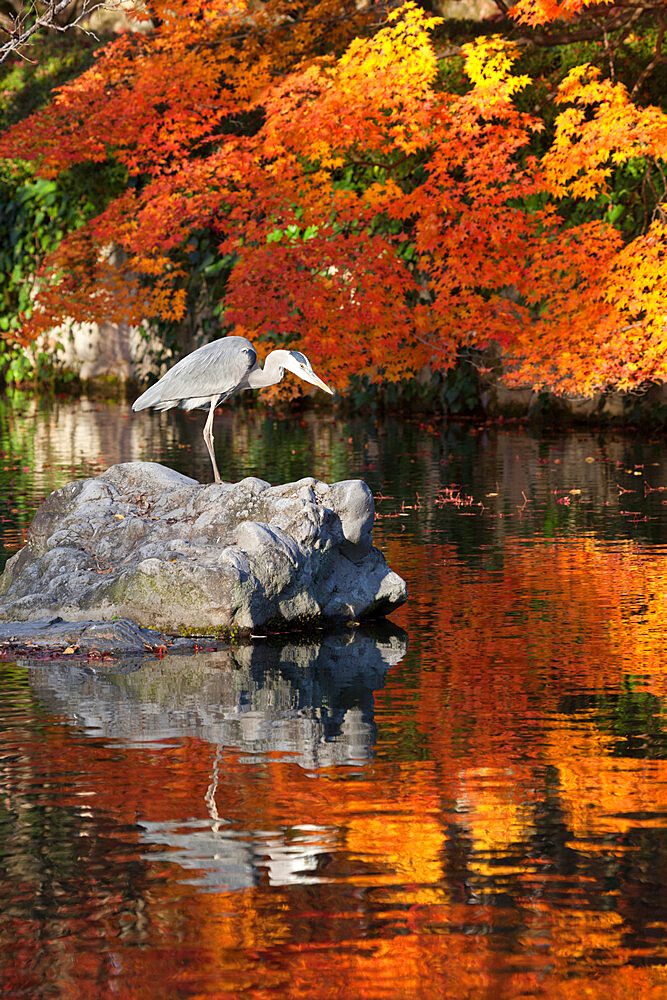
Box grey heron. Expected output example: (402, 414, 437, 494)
(132, 335, 334, 483)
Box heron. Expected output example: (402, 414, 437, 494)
(132, 335, 334, 484)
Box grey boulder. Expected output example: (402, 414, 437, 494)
(0, 462, 407, 632)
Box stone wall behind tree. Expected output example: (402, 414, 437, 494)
(34, 318, 167, 384)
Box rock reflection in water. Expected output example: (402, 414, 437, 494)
(27, 626, 406, 767)
(27, 627, 406, 891)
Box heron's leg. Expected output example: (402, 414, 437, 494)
(202, 398, 222, 484)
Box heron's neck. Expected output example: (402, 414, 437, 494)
(247, 351, 286, 389)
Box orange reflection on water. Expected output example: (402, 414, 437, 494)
(0, 536, 665, 1000)
(547, 719, 665, 837)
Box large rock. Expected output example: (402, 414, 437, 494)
(0, 462, 407, 632)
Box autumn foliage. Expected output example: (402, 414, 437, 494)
(0, 0, 666, 393)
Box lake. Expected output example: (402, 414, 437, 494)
(0, 392, 665, 1000)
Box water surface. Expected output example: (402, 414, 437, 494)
(0, 393, 665, 999)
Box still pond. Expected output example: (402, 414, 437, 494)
(0, 392, 665, 999)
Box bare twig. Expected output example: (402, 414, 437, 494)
(600, 18, 615, 81)
(630, 11, 665, 97)
(0, 0, 131, 65)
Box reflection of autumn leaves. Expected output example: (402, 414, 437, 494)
(379, 534, 667, 909)
(546, 720, 666, 838)
(4, 532, 665, 1000)
(262, 924, 667, 1000)
(343, 775, 445, 891)
(386, 535, 667, 695)
(4, 727, 664, 1000)
(457, 766, 537, 856)
(541, 966, 667, 1000)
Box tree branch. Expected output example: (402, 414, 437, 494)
(0, 0, 129, 64)
(488, 0, 663, 50)
(630, 11, 665, 97)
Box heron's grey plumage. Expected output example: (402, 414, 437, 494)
(132, 337, 258, 413)
(132, 335, 333, 484)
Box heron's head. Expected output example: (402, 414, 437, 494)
(282, 350, 334, 395)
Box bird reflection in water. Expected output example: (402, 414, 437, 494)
(25, 625, 407, 890)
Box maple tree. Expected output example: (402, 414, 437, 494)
(0, 0, 665, 393)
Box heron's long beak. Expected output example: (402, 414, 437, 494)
(304, 370, 334, 395)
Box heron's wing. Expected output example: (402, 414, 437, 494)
(132, 337, 258, 411)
